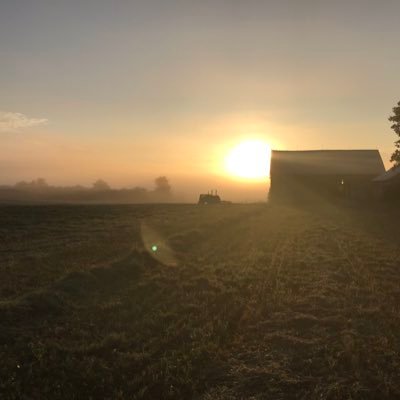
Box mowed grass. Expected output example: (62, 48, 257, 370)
(1, 203, 400, 399)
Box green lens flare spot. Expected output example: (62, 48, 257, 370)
(151, 245, 158, 252)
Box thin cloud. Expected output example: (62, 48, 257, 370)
(0, 111, 48, 132)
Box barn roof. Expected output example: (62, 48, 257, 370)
(373, 165, 400, 182)
(271, 150, 385, 176)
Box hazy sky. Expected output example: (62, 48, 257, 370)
(1, 0, 399, 200)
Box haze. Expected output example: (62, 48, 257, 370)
(1, 0, 399, 201)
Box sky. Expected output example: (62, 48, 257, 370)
(1, 0, 400, 201)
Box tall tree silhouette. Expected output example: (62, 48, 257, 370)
(154, 176, 171, 195)
(389, 100, 400, 166)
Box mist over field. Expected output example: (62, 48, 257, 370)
(0, 176, 269, 204)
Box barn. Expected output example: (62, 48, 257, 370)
(372, 165, 400, 201)
(269, 150, 386, 202)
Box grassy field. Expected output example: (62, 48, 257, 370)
(1, 203, 400, 399)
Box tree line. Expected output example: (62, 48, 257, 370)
(0, 176, 173, 204)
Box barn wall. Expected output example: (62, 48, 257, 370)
(374, 175, 400, 201)
(269, 174, 376, 203)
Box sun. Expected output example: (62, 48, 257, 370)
(225, 140, 271, 180)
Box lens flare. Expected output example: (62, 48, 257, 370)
(141, 222, 177, 266)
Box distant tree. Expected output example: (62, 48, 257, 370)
(15, 181, 29, 189)
(389, 100, 400, 166)
(34, 178, 48, 188)
(92, 179, 111, 191)
(15, 178, 48, 190)
(154, 176, 171, 195)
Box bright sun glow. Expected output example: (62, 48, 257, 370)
(225, 140, 271, 180)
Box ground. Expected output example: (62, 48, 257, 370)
(1, 203, 400, 399)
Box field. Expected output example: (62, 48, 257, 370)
(1, 203, 400, 399)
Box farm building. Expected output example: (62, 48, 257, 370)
(269, 150, 386, 202)
(373, 165, 400, 200)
